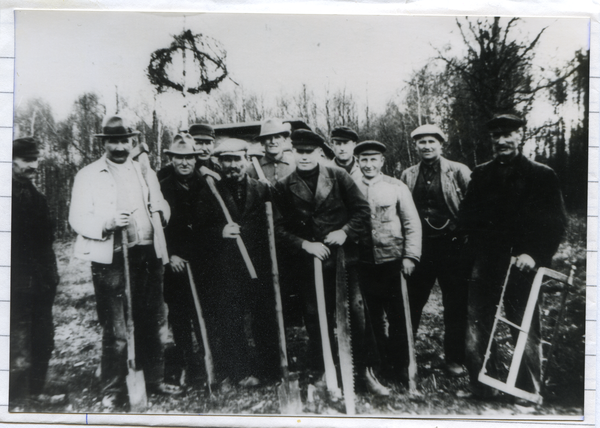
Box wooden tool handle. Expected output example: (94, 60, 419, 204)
(122, 229, 137, 366)
(400, 272, 417, 393)
(251, 156, 268, 182)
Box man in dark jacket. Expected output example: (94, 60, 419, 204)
(459, 114, 567, 399)
(192, 138, 279, 387)
(10, 137, 60, 409)
(159, 133, 206, 388)
(275, 129, 389, 396)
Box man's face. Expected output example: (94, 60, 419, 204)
(294, 146, 322, 171)
(415, 135, 443, 162)
(358, 153, 384, 179)
(13, 156, 38, 181)
(331, 139, 357, 163)
(261, 134, 287, 157)
(490, 128, 522, 161)
(104, 137, 132, 164)
(171, 154, 196, 178)
(194, 139, 215, 161)
(219, 154, 247, 181)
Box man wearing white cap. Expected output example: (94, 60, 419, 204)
(248, 118, 296, 185)
(401, 124, 471, 377)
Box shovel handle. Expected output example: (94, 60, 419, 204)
(400, 272, 417, 393)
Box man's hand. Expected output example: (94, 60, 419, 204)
(105, 211, 131, 232)
(302, 241, 331, 261)
(401, 258, 416, 276)
(170, 255, 187, 273)
(515, 254, 536, 272)
(222, 223, 241, 239)
(323, 229, 347, 246)
(259, 178, 271, 186)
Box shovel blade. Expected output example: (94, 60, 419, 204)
(126, 368, 148, 412)
(277, 379, 302, 414)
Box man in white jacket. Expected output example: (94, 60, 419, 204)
(69, 115, 178, 410)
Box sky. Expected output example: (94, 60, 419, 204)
(13, 11, 590, 126)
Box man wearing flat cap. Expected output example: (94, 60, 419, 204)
(159, 133, 206, 388)
(331, 126, 362, 180)
(459, 114, 567, 399)
(192, 138, 279, 388)
(248, 118, 296, 185)
(354, 141, 422, 387)
(401, 124, 471, 377)
(10, 137, 61, 409)
(275, 130, 389, 395)
(69, 115, 179, 410)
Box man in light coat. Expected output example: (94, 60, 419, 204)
(69, 115, 179, 410)
(401, 124, 471, 376)
(248, 118, 296, 185)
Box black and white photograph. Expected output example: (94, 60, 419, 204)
(7, 9, 590, 419)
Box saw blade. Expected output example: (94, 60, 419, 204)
(335, 246, 356, 415)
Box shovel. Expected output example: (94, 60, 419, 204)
(122, 229, 148, 411)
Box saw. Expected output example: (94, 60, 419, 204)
(335, 247, 356, 415)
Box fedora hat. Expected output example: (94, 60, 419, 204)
(256, 118, 291, 141)
(164, 133, 197, 155)
(95, 115, 140, 139)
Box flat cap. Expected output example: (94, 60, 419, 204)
(214, 138, 249, 157)
(164, 133, 196, 155)
(13, 137, 41, 158)
(331, 126, 359, 142)
(354, 140, 387, 156)
(410, 124, 447, 143)
(291, 129, 326, 149)
(188, 123, 215, 140)
(486, 114, 526, 131)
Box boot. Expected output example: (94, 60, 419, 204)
(363, 367, 390, 397)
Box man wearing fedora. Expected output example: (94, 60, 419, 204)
(459, 114, 567, 399)
(248, 118, 296, 185)
(10, 137, 61, 409)
(159, 133, 206, 388)
(401, 124, 471, 377)
(69, 115, 179, 409)
(331, 126, 362, 180)
(191, 139, 279, 388)
(274, 129, 389, 396)
(353, 140, 422, 387)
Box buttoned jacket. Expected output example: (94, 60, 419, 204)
(355, 173, 422, 264)
(400, 156, 471, 220)
(69, 155, 170, 264)
(248, 150, 296, 185)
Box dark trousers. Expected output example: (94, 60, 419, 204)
(10, 287, 56, 403)
(91, 245, 165, 396)
(465, 249, 541, 395)
(358, 260, 409, 378)
(407, 235, 468, 364)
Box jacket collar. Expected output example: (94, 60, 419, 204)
(289, 164, 334, 209)
(361, 173, 383, 186)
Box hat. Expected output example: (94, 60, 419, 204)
(322, 142, 335, 159)
(188, 123, 215, 141)
(331, 126, 358, 142)
(214, 138, 249, 157)
(164, 133, 197, 155)
(95, 115, 140, 139)
(13, 137, 40, 158)
(486, 114, 526, 131)
(410, 124, 447, 143)
(291, 129, 326, 149)
(354, 140, 387, 156)
(256, 118, 291, 141)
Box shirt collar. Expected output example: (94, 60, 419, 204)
(262, 152, 290, 166)
(361, 172, 383, 186)
(421, 158, 441, 172)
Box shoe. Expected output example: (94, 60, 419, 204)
(445, 362, 467, 377)
(363, 367, 390, 397)
(34, 393, 68, 406)
(147, 382, 183, 396)
(238, 375, 261, 387)
(220, 377, 233, 393)
(101, 392, 124, 410)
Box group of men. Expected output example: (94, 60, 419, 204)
(11, 112, 567, 411)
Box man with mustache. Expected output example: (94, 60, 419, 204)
(331, 126, 362, 180)
(10, 137, 61, 410)
(401, 124, 471, 378)
(191, 139, 279, 388)
(248, 118, 295, 185)
(69, 115, 179, 410)
(459, 114, 567, 400)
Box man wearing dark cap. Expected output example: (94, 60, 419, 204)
(192, 139, 279, 388)
(159, 133, 205, 388)
(248, 118, 296, 185)
(459, 114, 567, 399)
(275, 129, 389, 396)
(69, 115, 179, 410)
(330, 126, 361, 180)
(401, 124, 471, 377)
(354, 141, 422, 387)
(10, 137, 61, 409)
